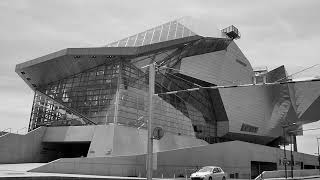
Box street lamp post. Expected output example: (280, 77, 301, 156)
(282, 126, 288, 179)
(147, 62, 155, 180)
(282, 123, 296, 179)
(290, 134, 294, 178)
(317, 138, 320, 173)
(289, 129, 320, 174)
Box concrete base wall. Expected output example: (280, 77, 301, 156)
(30, 155, 146, 177)
(0, 127, 47, 163)
(84, 124, 207, 157)
(30, 141, 318, 179)
(42, 126, 95, 142)
(0, 124, 207, 164)
(259, 169, 320, 179)
(112, 125, 208, 156)
(87, 125, 115, 157)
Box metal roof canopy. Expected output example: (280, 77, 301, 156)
(16, 36, 203, 90)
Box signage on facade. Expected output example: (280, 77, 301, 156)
(152, 127, 164, 140)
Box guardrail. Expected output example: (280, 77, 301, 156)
(2, 128, 11, 133)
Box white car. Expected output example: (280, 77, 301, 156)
(190, 166, 227, 180)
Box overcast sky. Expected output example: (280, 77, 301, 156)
(0, 0, 320, 155)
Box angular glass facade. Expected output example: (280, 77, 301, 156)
(29, 91, 96, 130)
(29, 60, 121, 130)
(29, 38, 230, 143)
(106, 18, 197, 47)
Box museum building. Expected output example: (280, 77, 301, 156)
(1, 17, 320, 179)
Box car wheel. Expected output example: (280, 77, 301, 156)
(222, 176, 226, 180)
(209, 177, 212, 180)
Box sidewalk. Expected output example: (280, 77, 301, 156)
(0, 170, 146, 180)
(0, 163, 45, 172)
(0, 163, 144, 180)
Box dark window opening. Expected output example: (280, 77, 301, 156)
(236, 59, 247, 67)
(41, 142, 90, 162)
(251, 161, 277, 179)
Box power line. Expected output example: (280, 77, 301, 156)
(143, 63, 320, 96)
(158, 66, 236, 85)
(157, 68, 202, 87)
(290, 127, 320, 133)
(275, 64, 319, 82)
(155, 78, 320, 95)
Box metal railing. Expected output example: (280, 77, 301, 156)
(0, 128, 11, 137)
(16, 127, 28, 134)
(0, 127, 30, 137)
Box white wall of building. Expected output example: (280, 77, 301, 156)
(30, 141, 318, 179)
(0, 127, 46, 163)
(180, 41, 254, 86)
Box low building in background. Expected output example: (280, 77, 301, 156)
(1, 17, 320, 179)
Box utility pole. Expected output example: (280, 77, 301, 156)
(290, 134, 294, 178)
(317, 138, 320, 173)
(282, 123, 296, 179)
(147, 62, 155, 180)
(283, 127, 288, 179)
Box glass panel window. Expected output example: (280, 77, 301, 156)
(159, 23, 170, 42)
(168, 21, 178, 40)
(30, 61, 121, 130)
(118, 38, 128, 47)
(175, 23, 184, 38)
(135, 32, 146, 46)
(126, 35, 137, 46)
(151, 26, 162, 44)
(143, 29, 154, 45)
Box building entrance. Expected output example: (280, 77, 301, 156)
(251, 161, 277, 179)
(41, 142, 90, 162)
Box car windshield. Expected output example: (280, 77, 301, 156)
(198, 167, 212, 172)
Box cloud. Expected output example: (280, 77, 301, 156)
(0, 0, 320, 154)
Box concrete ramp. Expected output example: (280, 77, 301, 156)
(29, 141, 319, 179)
(0, 127, 46, 163)
(0, 163, 144, 179)
(42, 126, 95, 142)
(254, 169, 320, 180)
(0, 163, 46, 172)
